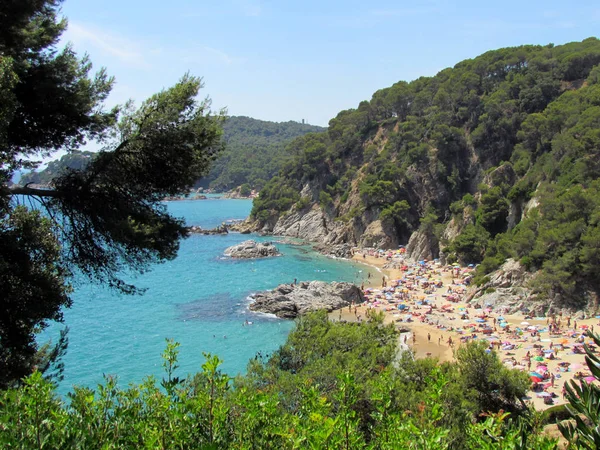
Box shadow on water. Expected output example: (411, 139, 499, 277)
(177, 292, 239, 322)
(292, 254, 312, 262)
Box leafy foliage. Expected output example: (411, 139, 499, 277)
(0, 317, 558, 449)
(558, 330, 600, 449)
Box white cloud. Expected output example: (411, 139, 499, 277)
(64, 22, 150, 69)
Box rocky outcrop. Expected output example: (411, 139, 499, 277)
(189, 224, 228, 235)
(228, 220, 255, 234)
(405, 229, 438, 262)
(313, 242, 354, 258)
(249, 281, 364, 318)
(358, 220, 397, 249)
(464, 259, 542, 314)
(272, 206, 332, 242)
(224, 240, 281, 258)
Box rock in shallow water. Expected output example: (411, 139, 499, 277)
(224, 240, 281, 258)
(249, 281, 364, 318)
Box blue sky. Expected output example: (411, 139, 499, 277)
(60, 0, 600, 127)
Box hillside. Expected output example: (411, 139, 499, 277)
(20, 117, 325, 192)
(251, 37, 600, 312)
(19, 151, 96, 186)
(198, 116, 325, 191)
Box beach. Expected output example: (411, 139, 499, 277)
(330, 249, 599, 411)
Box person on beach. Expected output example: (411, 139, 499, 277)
(428, 332, 431, 342)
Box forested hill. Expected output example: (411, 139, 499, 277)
(251, 37, 600, 310)
(19, 151, 96, 186)
(198, 116, 325, 191)
(20, 117, 324, 192)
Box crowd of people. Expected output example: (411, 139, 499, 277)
(337, 247, 600, 410)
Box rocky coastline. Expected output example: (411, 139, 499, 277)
(249, 281, 365, 318)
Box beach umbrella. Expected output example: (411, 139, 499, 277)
(570, 363, 583, 370)
(530, 376, 543, 383)
(529, 371, 544, 379)
(534, 356, 545, 361)
(584, 377, 596, 383)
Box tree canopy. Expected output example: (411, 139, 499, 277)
(197, 116, 324, 192)
(0, 0, 224, 388)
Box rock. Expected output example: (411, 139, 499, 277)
(249, 281, 364, 318)
(313, 242, 354, 258)
(224, 240, 281, 258)
(464, 259, 540, 314)
(272, 205, 330, 242)
(189, 223, 228, 235)
(359, 220, 397, 249)
(228, 219, 256, 234)
(405, 229, 438, 262)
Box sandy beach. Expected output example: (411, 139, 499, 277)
(330, 249, 600, 411)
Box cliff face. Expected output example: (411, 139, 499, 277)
(250, 38, 600, 312)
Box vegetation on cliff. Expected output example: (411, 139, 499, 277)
(252, 38, 600, 305)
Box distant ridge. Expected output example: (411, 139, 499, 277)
(198, 116, 325, 191)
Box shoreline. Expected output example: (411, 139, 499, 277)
(328, 249, 599, 411)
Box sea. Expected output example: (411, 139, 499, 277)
(41, 196, 376, 396)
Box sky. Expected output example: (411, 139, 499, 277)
(59, 0, 600, 127)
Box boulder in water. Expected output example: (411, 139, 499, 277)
(224, 240, 281, 258)
(249, 281, 364, 318)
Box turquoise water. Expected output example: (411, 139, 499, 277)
(43, 198, 374, 396)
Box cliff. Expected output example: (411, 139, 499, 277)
(249, 38, 600, 313)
